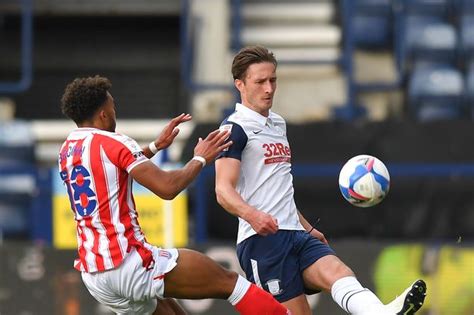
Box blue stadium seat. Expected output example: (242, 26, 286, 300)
(403, 0, 450, 17)
(459, 15, 474, 61)
(353, 16, 391, 48)
(467, 63, 474, 94)
(0, 145, 35, 166)
(456, 0, 474, 13)
(0, 168, 35, 237)
(355, 0, 391, 6)
(408, 63, 464, 121)
(0, 121, 35, 166)
(402, 16, 457, 68)
(352, 0, 393, 48)
(466, 62, 474, 118)
(0, 199, 29, 236)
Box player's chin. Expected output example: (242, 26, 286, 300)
(261, 99, 273, 107)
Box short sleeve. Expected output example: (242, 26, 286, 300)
(217, 122, 248, 160)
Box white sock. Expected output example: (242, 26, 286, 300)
(227, 275, 252, 306)
(331, 276, 384, 314)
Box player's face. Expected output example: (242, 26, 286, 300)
(236, 62, 277, 117)
(102, 92, 117, 132)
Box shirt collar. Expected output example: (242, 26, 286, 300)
(235, 103, 273, 127)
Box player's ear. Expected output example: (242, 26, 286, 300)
(98, 108, 106, 119)
(234, 79, 244, 92)
(97, 107, 108, 122)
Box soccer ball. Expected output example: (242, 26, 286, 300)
(338, 154, 390, 207)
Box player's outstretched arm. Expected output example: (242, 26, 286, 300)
(132, 129, 231, 200)
(215, 157, 278, 236)
(143, 113, 193, 158)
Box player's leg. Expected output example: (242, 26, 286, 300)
(297, 231, 389, 315)
(163, 248, 236, 298)
(301, 246, 427, 314)
(333, 277, 426, 315)
(303, 254, 387, 314)
(236, 231, 315, 315)
(302, 254, 354, 292)
(163, 248, 289, 315)
(279, 294, 312, 315)
(153, 298, 186, 315)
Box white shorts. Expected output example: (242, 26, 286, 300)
(81, 245, 179, 315)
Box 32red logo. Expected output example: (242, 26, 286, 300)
(262, 143, 291, 164)
(262, 142, 291, 157)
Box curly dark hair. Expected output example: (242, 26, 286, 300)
(231, 45, 277, 81)
(61, 75, 112, 124)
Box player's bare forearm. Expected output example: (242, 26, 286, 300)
(131, 160, 202, 200)
(215, 158, 252, 218)
(216, 184, 278, 235)
(215, 183, 256, 220)
(134, 129, 231, 199)
(215, 158, 278, 235)
(162, 159, 204, 199)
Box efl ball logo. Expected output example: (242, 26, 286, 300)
(338, 155, 390, 207)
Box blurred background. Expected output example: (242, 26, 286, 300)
(0, 0, 473, 314)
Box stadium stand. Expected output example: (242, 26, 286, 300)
(402, 16, 457, 67)
(183, 0, 346, 122)
(0, 121, 36, 239)
(1, 2, 473, 314)
(459, 14, 474, 61)
(351, 0, 393, 49)
(408, 62, 464, 121)
(1, 0, 473, 239)
(467, 62, 474, 118)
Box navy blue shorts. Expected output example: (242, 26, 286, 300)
(236, 230, 336, 302)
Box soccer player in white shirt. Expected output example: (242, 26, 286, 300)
(59, 75, 291, 315)
(215, 46, 427, 315)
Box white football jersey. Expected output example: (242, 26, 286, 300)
(218, 103, 304, 244)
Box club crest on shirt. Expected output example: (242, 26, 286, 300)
(266, 279, 283, 296)
(219, 124, 233, 151)
(219, 124, 233, 138)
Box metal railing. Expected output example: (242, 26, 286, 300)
(0, 0, 33, 94)
(180, 0, 235, 92)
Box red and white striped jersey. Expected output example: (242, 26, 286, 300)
(58, 128, 152, 273)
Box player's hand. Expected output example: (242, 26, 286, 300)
(247, 210, 279, 236)
(309, 227, 328, 245)
(193, 129, 232, 164)
(154, 113, 192, 151)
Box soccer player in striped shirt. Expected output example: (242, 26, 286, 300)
(58, 75, 290, 315)
(215, 45, 427, 315)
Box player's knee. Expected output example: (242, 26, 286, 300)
(334, 260, 354, 277)
(322, 255, 354, 276)
(223, 269, 239, 285)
